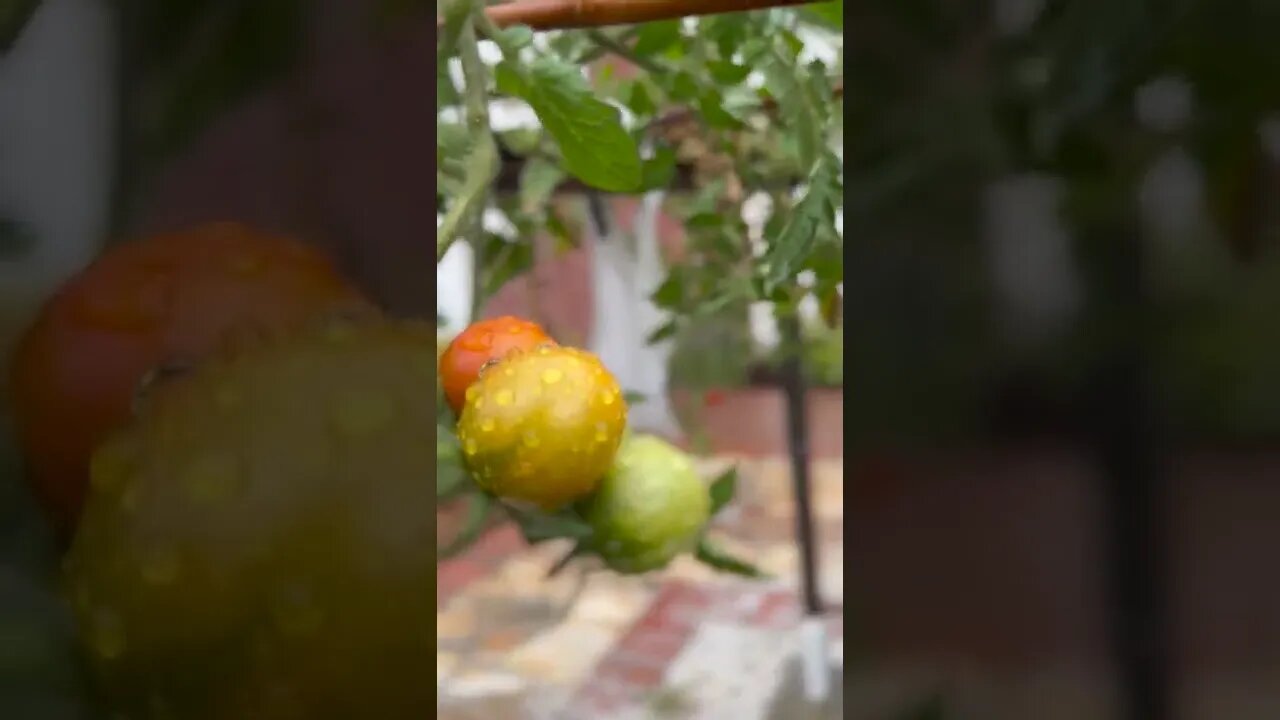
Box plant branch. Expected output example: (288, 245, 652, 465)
(437, 2, 499, 264)
(585, 29, 668, 75)
(441, 0, 811, 31)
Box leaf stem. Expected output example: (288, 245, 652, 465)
(437, 1, 499, 265)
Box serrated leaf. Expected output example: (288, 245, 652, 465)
(707, 467, 738, 516)
(632, 19, 681, 57)
(496, 59, 641, 192)
(761, 156, 841, 293)
(0, 0, 39, 56)
(439, 493, 493, 559)
(508, 505, 594, 544)
(753, 40, 824, 169)
(695, 538, 766, 578)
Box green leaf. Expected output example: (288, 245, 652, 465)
(752, 39, 824, 169)
(519, 157, 567, 214)
(638, 147, 677, 191)
(708, 60, 752, 86)
(496, 59, 642, 192)
(507, 505, 594, 544)
(627, 81, 658, 116)
(437, 122, 470, 157)
(0, 0, 39, 55)
(695, 538, 766, 578)
(623, 391, 648, 406)
(698, 90, 744, 130)
(707, 466, 738, 516)
(439, 494, 493, 559)
(686, 212, 724, 230)
(651, 271, 685, 309)
(494, 24, 534, 52)
(669, 71, 700, 102)
(632, 19, 681, 57)
(761, 156, 841, 294)
(478, 233, 534, 298)
(705, 13, 751, 59)
(802, 1, 843, 30)
(646, 320, 680, 345)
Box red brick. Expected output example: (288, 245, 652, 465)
(749, 590, 800, 628)
(436, 559, 487, 604)
(615, 628, 689, 663)
(597, 656, 666, 688)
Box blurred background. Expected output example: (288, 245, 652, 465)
(13, 0, 1280, 718)
(844, 1, 1280, 719)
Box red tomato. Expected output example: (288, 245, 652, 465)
(8, 222, 369, 534)
(438, 316, 556, 416)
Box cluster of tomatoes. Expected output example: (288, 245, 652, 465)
(438, 316, 713, 574)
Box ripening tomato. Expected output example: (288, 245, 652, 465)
(438, 316, 556, 416)
(8, 222, 370, 535)
(456, 345, 627, 510)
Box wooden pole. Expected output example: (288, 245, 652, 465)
(442, 0, 813, 31)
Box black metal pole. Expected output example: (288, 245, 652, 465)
(780, 313, 822, 615)
(1089, 210, 1170, 720)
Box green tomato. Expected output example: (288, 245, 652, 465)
(585, 434, 710, 574)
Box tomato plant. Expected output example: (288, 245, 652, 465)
(435, 0, 843, 576)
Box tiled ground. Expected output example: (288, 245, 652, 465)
(436, 456, 844, 720)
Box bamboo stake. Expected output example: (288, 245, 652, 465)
(442, 0, 813, 31)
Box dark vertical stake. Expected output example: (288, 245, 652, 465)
(1092, 212, 1169, 720)
(780, 313, 822, 615)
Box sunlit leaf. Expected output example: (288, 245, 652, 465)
(496, 58, 642, 192)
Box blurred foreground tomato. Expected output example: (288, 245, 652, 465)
(64, 317, 434, 719)
(8, 222, 369, 534)
(438, 315, 555, 416)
